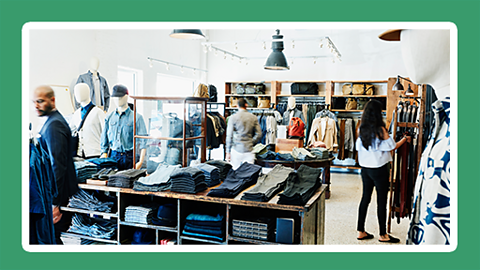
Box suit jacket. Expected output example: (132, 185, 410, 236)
(307, 117, 338, 152)
(75, 71, 110, 111)
(38, 110, 79, 206)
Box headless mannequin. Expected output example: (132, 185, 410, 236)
(101, 94, 146, 169)
(89, 57, 102, 110)
(74, 83, 91, 107)
(288, 96, 296, 122)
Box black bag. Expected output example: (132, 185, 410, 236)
(255, 82, 266, 94)
(291, 83, 318, 95)
(208, 84, 217, 102)
(72, 105, 94, 157)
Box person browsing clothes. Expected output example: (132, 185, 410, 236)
(355, 99, 410, 243)
(225, 98, 262, 170)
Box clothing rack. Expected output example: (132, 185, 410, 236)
(206, 102, 226, 160)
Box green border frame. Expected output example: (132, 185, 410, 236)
(1, 0, 478, 269)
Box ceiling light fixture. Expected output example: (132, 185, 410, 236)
(147, 57, 207, 74)
(393, 75, 417, 96)
(169, 29, 205, 39)
(264, 29, 289, 70)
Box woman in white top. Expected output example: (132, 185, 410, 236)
(355, 100, 410, 243)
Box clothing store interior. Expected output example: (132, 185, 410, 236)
(27, 24, 452, 248)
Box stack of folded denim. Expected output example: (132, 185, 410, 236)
(207, 162, 262, 198)
(278, 165, 324, 206)
(74, 160, 98, 183)
(256, 150, 276, 160)
(252, 143, 267, 155)
(85, 157, 118, 170)
(67, 214, 116, 240)
(107, 169, 147, 188)
(133, 164, 180, 192)
(182, 213, 225, 242)
(275, 152, 294, 161)
(170, 167, 207, 194)
(91, 168, 118, 180)
(125, 205, 155, 225)
(292, 147, 316, 160)
(67, 189, 115, 212)
(205, 160, 232, 181)
(309, 147, 329, 159)
(241, 165, 295, 202)
(191, 163, 221, 187)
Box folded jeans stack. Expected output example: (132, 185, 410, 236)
(170, 167, 207, 194)
(241, 165, 295, 202)
(278, 165, 324, 206)
(67, 214, 116, 239)
(275, 152, 295, 161)
(205, 160, 232, 181)
(85, 157, 118, 170)
(125, 205, 155, 225)
(256, 150, 276, 160)
(291, 147, 316, 161)
(133, 164, 180, 192)
(309, 147, 329, 159)
(74, 160, 98, 183)
(67, 189, 115, 212)
(182, 213, 225, 242)
(191, 163, 221, 187)
(107, 169, 147, 188)
(91, 168, 118, 180)
(207, 162, 262, 198)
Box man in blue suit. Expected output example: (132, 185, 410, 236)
(33, 85, 79, 244)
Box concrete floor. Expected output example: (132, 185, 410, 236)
(324, 171, 411, 245)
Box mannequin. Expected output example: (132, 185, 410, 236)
(380, 29, 451, 245)
(75, 57, 110, 111)
(287, 96, 296, 110)
(100, 85, 146, 170)
(282, 96, 305, 126)
(70, 83, 105, 158)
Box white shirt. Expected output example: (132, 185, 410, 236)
(355, 135, 395, 168)
(70, 106, 106, 157)
(92, 75, 102, 110)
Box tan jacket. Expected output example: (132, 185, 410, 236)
(307, 117, 338, 151)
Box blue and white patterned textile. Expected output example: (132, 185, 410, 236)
(407, 97, 450, 245)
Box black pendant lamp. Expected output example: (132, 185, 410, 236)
(393, 75, 415, 95)
(170, 29, 205, 39)
(264, 29, 289, 70)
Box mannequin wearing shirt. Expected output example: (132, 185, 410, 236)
(397, 30, 451, 245)
(100, 92, 146, 170)
(70, 83, 105, 158)
(282, 96, 305, 126)
(75, 57, 110, 111)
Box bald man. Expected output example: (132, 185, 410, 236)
(33, 85, 78, 244)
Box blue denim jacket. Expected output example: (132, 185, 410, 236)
(100, 107, 147, 154)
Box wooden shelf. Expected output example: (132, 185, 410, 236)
(225, 107, 271, 110)
(331, 109, 387, 112)
(228, 236, 280, 245)
(331, 165, 361, 170)
(277, 94, 326, 97)
(119, 221, 177, 232)
(332, 95, 386, 98)
(396, 122, 419, 128)
(60, 207, 118, 219)
(332, 80, 388, 83)
(180, 236, 227, 245)
(225, 94, 270, 97)
(61, 232, 118, 244)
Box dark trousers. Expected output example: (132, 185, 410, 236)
(54, 211, 73, 244)
(110, 150, 133, 170)
(357, 163, 389, 236)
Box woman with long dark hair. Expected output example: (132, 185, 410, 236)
(356, 99, 409, 243)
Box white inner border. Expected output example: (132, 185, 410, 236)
(22, 21, 458, 253)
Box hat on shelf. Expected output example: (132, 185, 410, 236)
(112, 84, 129, 97)
(378, 29, 403, 41)
(132, 228, 155, 245)
(152, 204, 177, 226)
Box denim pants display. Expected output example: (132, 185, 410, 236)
(125, 205, 155, 225)
(182, 213, 225, 242)
(67, 188, 114, 213)
(275, 152, 295, 161)
(291, 147, 316, 161)
(191, 163, 221, 187)
(110, 150, 134, 170)
(67, 213, 116, 239)
(278, 165, 324, 206)
(242, 165, 295, 202)
(205, 160, 232, 180)
(133, 164, 180, 192)
(170, 167, 207, 194)
(357, 164, 390, 236)
(309, 147, 329, 159)
(74, 160, 98, 183)
(256, 150, 276, 160)
(107, 169, 147, 188)
(207, 162, 262, 198)
(85, 157, 118, 170)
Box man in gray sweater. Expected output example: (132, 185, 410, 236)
(226, 98, 262, 169)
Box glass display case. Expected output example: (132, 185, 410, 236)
(131, 96, 207, 171)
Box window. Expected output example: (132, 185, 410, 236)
(117, 66, 143, 104)
(156, 73, 197, 117)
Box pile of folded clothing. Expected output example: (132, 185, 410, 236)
(205, 160, 232, 181)
(169, 167, 207, 194)
(133, 164, 180, 192)
(207, 162, 262, 198)
(125, 205, 155, 225)
(91, 168, 118, 180)
(275, 152, 294, 161)
(85, 157, 118, 170)
(151, 203, 177, 227)
(191, 163, 221, 187)
(291, 147, 316, 161)
(67, 189, 115, 213)
(182, 213, 225, 242)
(256, 150, 276, 160)
(278, 165, 324, 206)
(131, 228, 155, 245)
(74, 160, 98, 183)
(107, 169, 147, 188)
(241, 165, 295, 202)
(67, 214, 116, 239)
(309, 147, 329, 159)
